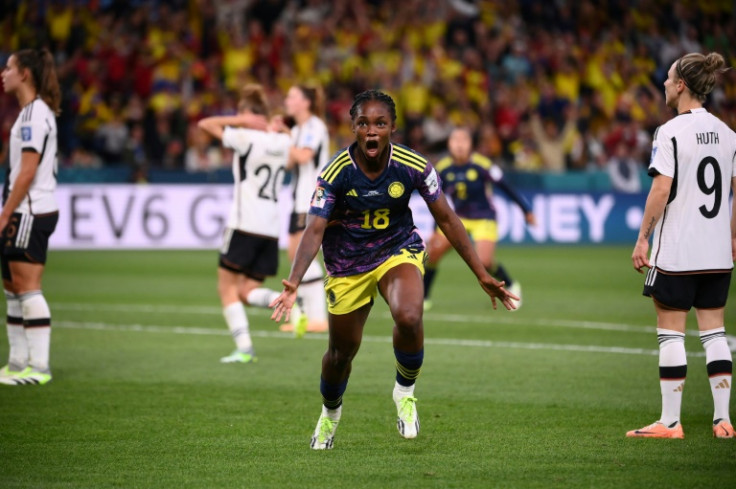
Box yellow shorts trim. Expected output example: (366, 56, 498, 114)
(324, 248, 426, 315)
(460, 218, 498, 242)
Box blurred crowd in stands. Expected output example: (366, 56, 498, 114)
(0, 0, 734, 187)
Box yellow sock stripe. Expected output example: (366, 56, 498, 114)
(322, 394, 343, 409)
(321, 151, 351, 182)
(396, 362, 422, 380)
(393, 146, 427, 169)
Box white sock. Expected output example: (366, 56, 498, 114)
(657, 328, 687, 426)
(20, 291, 51, 373)
(245, 288, 280, 308)
(322, 404, 342, 421)
(300, 281, 327, 322)
(223, 302, 252, 351)
(303, 259, 324, 282)
(393, 381, 415, 401)
(701, 327, 732, 423)
(5, 290, 27, 370)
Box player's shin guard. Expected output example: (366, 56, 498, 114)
(20, 291, 51, 373)
(5, 290, 27, 370)
(320, 376, 348, 410)
(700, 327, 732, 423)
(657, 328, 687, 426)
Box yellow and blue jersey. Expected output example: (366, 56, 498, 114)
(310, 142, 442, 277)
(435, 152, 531, 220)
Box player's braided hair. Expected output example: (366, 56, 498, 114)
(349, 90, 397, 123)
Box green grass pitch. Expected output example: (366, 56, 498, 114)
(1, 246, 734, 488)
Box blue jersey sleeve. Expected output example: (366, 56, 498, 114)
(416, 163, 442, 204)
(308, 176, 338, 220)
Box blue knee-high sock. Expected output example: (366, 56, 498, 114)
(320, 376, 349, 409)
(423, 267, 437, 299)
(395, 348, 424, 386)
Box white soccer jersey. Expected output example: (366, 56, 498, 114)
(648, 108, 736, 272)
(5, 98, 58, 214)
(290, 115, 329, 214)
(222, 127, 291, 238)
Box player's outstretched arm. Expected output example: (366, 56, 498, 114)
(427, 195, 518, 310)
(632, 174, 672, 273)
(270, 214, 328, 322)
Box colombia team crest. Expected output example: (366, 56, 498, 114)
(388, 181, 404, 198)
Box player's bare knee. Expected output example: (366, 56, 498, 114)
(393, 307, 423, 333)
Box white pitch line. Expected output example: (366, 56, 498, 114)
(52, 320, 706, 358)
(52, 302, 664, 335)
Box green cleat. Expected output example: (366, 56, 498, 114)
(0, 367, 52, 385)
(0, 364, 26, 385)
(220, 349, 257, 364)
(394, 395, 420, 439)
(310, 407, 341, 450)
(292, 298, 308, 339)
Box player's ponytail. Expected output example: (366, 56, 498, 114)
(675, 52, 729, 102)
(14, 48, 61, 115)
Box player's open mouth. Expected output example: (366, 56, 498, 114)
(365, 140, 379, 156)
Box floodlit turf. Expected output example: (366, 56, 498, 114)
(1, 246, 735, 489)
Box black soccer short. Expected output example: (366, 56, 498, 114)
(1, 212, 58, 280)
(218, 228, 278, 280)
(288, 212, 307, 234)
(643, 268, 732, 311)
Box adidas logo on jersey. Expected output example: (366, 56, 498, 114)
(346, 189, 358, 197)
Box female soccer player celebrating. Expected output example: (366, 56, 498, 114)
(629, 52, 735, 439)
(270, 90, 518, 449)
(198, 84, 299, 363)
(280, 84, 330, 333)
(0, 49, 61, 385)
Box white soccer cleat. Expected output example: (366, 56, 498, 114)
(219, 348, 257, 364)
(0, 364, 25, 385)
(0, 366, 52, 385)
(508, 281, 522, 310)
(310, 406, 341, 450)
(394, 392, 419, 439)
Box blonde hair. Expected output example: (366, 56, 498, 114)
(237, 84, 270, 117)
(675, 52, 729, 102)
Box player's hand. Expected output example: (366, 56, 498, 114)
(525, 212, 536, 226)
(269, 279, 299, 322)
(478, 276, 519, 311)
(632, 240, 651, 273)
(269, 115, 291, 134)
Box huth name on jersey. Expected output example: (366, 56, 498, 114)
(696, 132, 719, 144)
